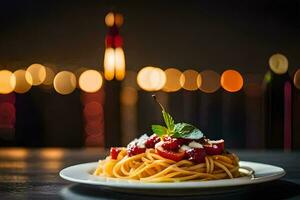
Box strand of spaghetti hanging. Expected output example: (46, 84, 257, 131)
(103, 12, 126, 81)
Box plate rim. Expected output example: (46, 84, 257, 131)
(59, 161, 285, 189)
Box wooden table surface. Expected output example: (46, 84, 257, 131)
(0, 148, 300, 200)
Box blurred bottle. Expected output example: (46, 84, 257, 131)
(199, 91, 222, 141)
(263, 54, 293, 150)
(222, 90, 246, 149)
(244, 74, 264, 149)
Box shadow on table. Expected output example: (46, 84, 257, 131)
(59, 180, 300, 200)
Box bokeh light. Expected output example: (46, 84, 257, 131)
(104, 48, 126, 81)
(221, 69, 244, 92)
(163, 68, 182, 92)
(0, 148, 28, 159)
(269, 53, 288, 74)
(26, 63, 46, 85)
(0, 161, 27, 169)
(104, 48, 115, 80)
(13, 70, 32, 93)
(53, 71, 76, 95)
(79, 70, 103, 93)
(115, 13, 124, 27)
(42, 67, 55, 85)
(137, 66, 166, 91)
(197, 74, 202, 89)
(121, 86, 138, 106)
(0, 70, 16, 94)
(294, 69, 300, 89)
(198, 70, 220, 93)
(115, 47, 126, 80)
(180, 70, 199, 91)
(40, 148, 64, 160)
(149, 68, 166, 91)
(105, 12, 114, 27)
(41, 161, 62, 171)
(137, 67, 153, 91)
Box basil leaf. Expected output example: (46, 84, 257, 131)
(151, 125, 168, 137)
(173, 123, 203, 139)
(162, 110, 174, 131)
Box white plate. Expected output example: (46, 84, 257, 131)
(59, 161, 285, 195)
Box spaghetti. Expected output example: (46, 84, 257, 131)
(93, 95, 241, 182)
(94, 148, 240, 182)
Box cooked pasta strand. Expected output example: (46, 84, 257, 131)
(93, 148, 240, 182)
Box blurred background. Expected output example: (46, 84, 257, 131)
(0, 0, 299, 150)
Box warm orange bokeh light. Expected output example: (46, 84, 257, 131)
(115, 13, 124, 27)
(0, 70, 16, 94)
(104, 48, 115, 80)
(148, 67, 166, 91)
(137, 67, 166, 91)
(26, 63, 46, 85)
(103, 48, 126, 81)
(115, 47, 126, 80)
(53, 71, 76, 95)
(221, 69, 244, 92)
(0, 148, 28, 159)
(40, 148, 64, 160)
(41, 161, 62, 170)
(163, 68, 182, 92)
(105, 12, 123, 27)
(198, 70, 220, 93)
(13, 70, 32, 93)
(294, 69, 300, 89)
(105, 12, 114, 27)
(180, 70, 199, 91)
(79, 70, 103, 93)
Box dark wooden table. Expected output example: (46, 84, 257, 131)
(0, 148, 300, 200)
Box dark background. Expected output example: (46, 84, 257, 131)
(0, 0, 299, 73)
(0, 0, 299, 148)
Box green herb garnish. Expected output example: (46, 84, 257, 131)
(151, 95, 203, 139)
